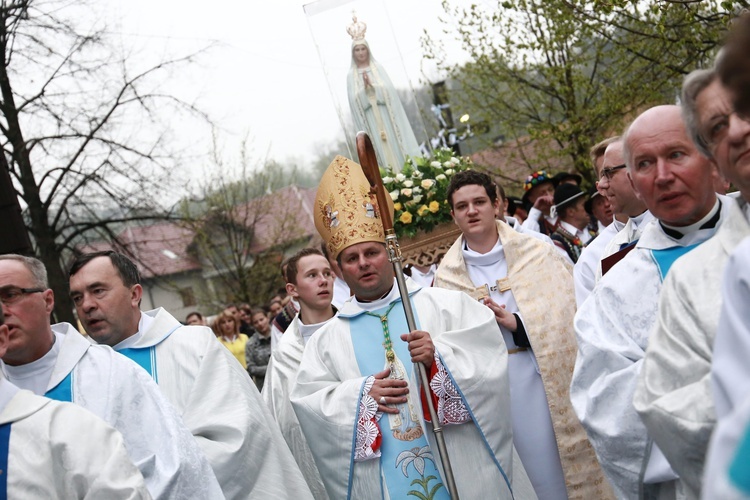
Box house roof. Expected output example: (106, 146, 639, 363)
(78, 223, 201, 279)
(76, 185, 319, 279)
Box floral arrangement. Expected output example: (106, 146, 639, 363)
(381, 148, 472, 239)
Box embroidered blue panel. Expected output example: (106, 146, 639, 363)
(650, 243, 701, 281)
(119, 346, 157, 382)
(729, 421, 750, 493)
(0, 423, 10, 500)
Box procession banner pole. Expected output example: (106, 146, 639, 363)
(356, 131, 460, 499)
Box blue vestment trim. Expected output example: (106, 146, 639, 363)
(118, 346, 158, 382)
(650, 243, 701, 281)
(45, 371, 73, 402)
(729, 421, 750, 493)
(0, 423, 10, 500)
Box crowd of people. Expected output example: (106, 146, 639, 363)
(0, 12, 748, 500)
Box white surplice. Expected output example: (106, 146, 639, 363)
(573, 219, 623, 307)
(702, 235, 750, 500)
(633, 198, 750, 498)
(0, 377, 151, 499)
(291, 279, 535, 500)
(571, 196, 731, 499)
(262, 315, 333, 500)
(3, 323, 219, 499)
(113, 308, 313, 500)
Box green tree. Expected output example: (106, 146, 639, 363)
(0, 0, 207, 322)
(426, 0, 741, 185)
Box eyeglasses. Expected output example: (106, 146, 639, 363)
(0, 286, 45, 305)
(599, 164, 626, 181)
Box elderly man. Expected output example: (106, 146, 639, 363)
(291, 156, 535, 499)
(570, 104, 733, 499)
(633, 68, 750, 498)
(0, 254, 221, 499)
(68, 251, 313, 500)
(0, 307, 151, 498)
(435, 169, 613, 499)
(262, 247, 337, 499)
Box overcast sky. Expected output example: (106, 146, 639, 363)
(108, 0, 472, 175)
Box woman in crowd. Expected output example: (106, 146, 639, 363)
(245, 308, 273, 390)
(211, 310, 249, 369)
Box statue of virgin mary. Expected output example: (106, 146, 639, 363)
(346, 14, 421, 170)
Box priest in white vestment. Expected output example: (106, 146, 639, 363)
(0, 311, 150, 499)
(435, 170, 614, 500)
(262, 247, 338, 499)
(0, 255, 221, 499)
(703, 238, 750, 499)
(291, 155, 535, 500)
(67, 251, 314, 500)
(634, 68, 750, 499)
(571, 105, 727, 499)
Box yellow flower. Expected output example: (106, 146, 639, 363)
(394, 202, 403, 211)
(417, 204, 429, 216)
(429, 201, 440, 213)
(399, 212, 413, 224)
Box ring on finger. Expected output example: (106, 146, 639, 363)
(379, 396, 387, 405)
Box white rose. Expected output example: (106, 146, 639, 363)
(430, 161, 442, 169)
(396, 173, 406, 182)
(413, 194, 423, 204)
(412, 170, 424, 179)
(445, 169, 455, 175)
(450, 157, 460, 166)
(401, 188, 413, 197)
(436, 174, 447, 181)
(443, 161, 452, 168)
(403, 179, 414, 188)
(383, 176, 394, 184)
(390, 190, 399, 201)
(421, 179, 435, 189)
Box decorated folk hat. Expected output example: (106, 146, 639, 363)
(314, 155, 394, 259)
(551, 183, 586, 218)
(552, 171, 583, 186)
(522, 170, 555, 206)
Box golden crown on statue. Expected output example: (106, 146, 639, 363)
(346, 13, 367, 43)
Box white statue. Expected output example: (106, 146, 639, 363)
(346, 14, 421, 170)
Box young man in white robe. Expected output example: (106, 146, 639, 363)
(434, 169, 613, 500)
(0, 307, 151, 499)
(262, 247, 338, 499)
(291, 155, 536, 500)
(633, 68, 750, 498)
(68, 251, 314, 500)
(570, 104, 731, 499)
(0, 254, 221, 499)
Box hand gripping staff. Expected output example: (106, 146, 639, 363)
(356, 131, 460, 500)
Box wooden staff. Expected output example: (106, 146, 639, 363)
(356, 131, 460, 499)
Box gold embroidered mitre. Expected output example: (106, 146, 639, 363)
(315, 155, 393, 259)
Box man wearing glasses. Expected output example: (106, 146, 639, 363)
(0, 254, 223, 499)
(571, 105, 731, 499)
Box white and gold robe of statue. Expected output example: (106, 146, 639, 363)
(436, 219, 614, 500)
(3, 322, 220, 499)
(291, 279, 535, 500)
(262, 315, 333, 500)
(633, 198, 750, 498)
(571, 196, 731, 499)
(0, 377, 151, 499)
(110, 307, 313, 500)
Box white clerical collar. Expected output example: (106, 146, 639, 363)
(630, 210, 651, 229)
(661, 198, 720, 237)
(612, 218, 627, 231)
(299, 317, 335, 345)
(353, 279, 400, 312)
(462, 236, 504, 267)
(559, 220, 586, 240)
(0, 377, 19, 416)
(113, 311, 152, 350)
(4, 329, 64, 392)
